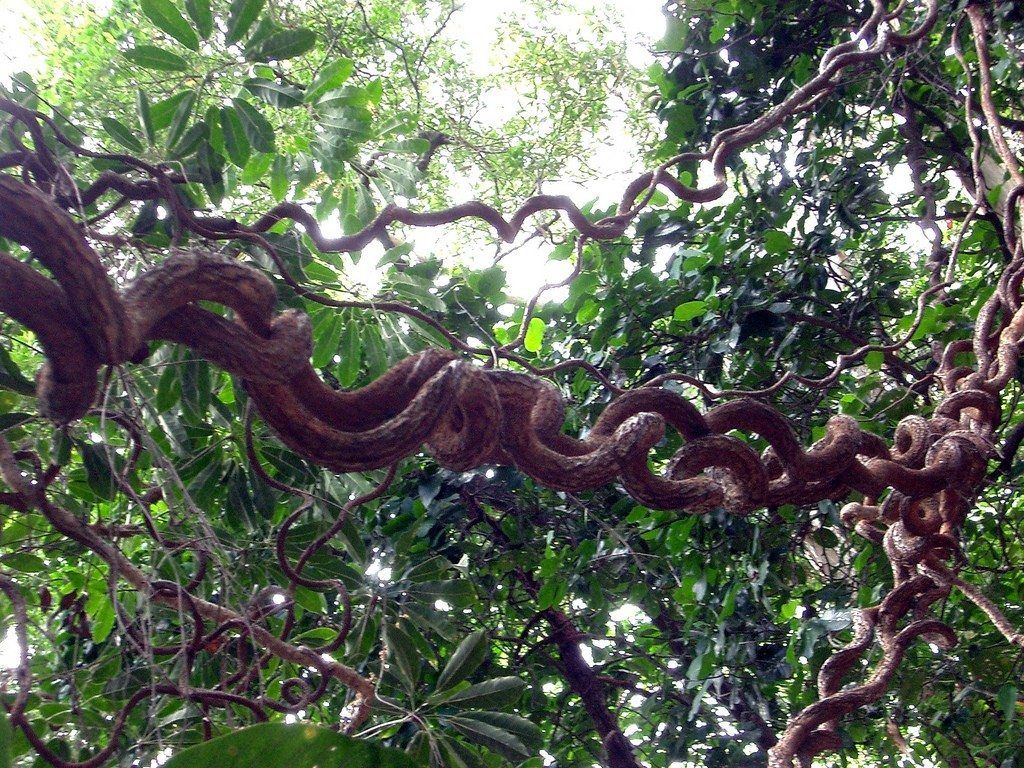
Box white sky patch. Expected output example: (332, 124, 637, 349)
(0, 626, 22, 669)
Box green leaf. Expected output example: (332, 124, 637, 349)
(523, 317, 545, 353)
(673, 300, 707, 323)
(0, 347, 33, 395)
(442, 677, 527, 709)
(219, 106, 251, 167)
(384, 621, 421, 693)
(101, 116, 144, 152)
(997, 683, 1017, 721)
(165, 90, 197, 149)
(270, 154, 289, 200)
(232, 98, 275, 153)
(170, 119, 208, 159)
(184, 0, 212, 39)
(311, 312, 342, 369)
(251, 28, 316, 61)
(163, 723, 421, 768)
(240, 152, 273, 183)
(136, 90, 156, 144)
(140, 0, 200, 51)
(436, 630, 488, 692)
(305, 58, 355, 103)
(122, 45, 189, 72)
(458, 712, 542, 751)
(447, 715, 532, 761)
(764, 229, 793, 255)
(575, 298, 599, 324)
(240, 15, 277, 59)
(150, 91, 193, 130)
(225, 0, 266, 45)
(81, 442, 116, 499)
(244, 78, 304, 108)
(0, 712, 11, 768)
(0, 413, 32, 431)
(338, 318, 361, 387)
(0, 553, 46, 572)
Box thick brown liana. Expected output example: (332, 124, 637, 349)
(2, 1, 1024, 765)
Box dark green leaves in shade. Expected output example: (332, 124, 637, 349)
(435, 630, 488, 692)
(122, 45, 188, 72)
(100, 116, 143, 152)
(244, 78, 303, 108)
(442, 677, 526, 709)
(0, 346, 33, 395)
(219, 106, 251, 167)
(140, 0, 200, 51)
(249, 28, 316, 61)
(231, 98, 275, 152)
(162, 723, 421, 768)
(225, 0, 267, 45)
(184, 0, 213, 39)
(447, 712, 543, 761)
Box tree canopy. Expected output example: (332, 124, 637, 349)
(0, 1, 1023, 767)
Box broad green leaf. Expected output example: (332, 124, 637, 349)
(244, 78, 304, 108)
(101, 116, 143, 152)
(311, 312, 342, 369)
(575, 298, 599, 324)
(184, 0, 212, 39)
(384, 621, 421, 692)
(162, 723, 420, 768)
(0, 347, 33, 395)
(240, 152, 273, 183)
(225, 0, 266, 45)
(305, 58, 355, 103)
(219, 106, 251, 167)
(673, 300, 706, 323)
(165, 90, 197, 149)
(764, 229, 793, 255)
(0, 553, 46, 572)
(251, 28, 316, 61)
(150, 91, 192, 130)
(523, 317, 545, 353)
(136, 90, 155, 144)
(442, 677, 527, 709)
(232, 98, 275, 153)
(140, 0, 200, 51)
(122, 45, 188, 72)
(458, 711, 542, 751)
(436, 630, 487, 692)
(240, 15, 277, 59)
(447, 715, 531, 760)
(338, 319, 361, 387)
(270, 154, 289, 200)
(998, 684, 1017, 721)
(169, 119, 208, 159)
(81, 442, 116, 499)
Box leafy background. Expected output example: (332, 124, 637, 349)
(1, 0, 1023, 767)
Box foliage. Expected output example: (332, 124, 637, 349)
(1, 1, 1024, 768)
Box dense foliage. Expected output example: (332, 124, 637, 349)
(0, 1, 1023, 768)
